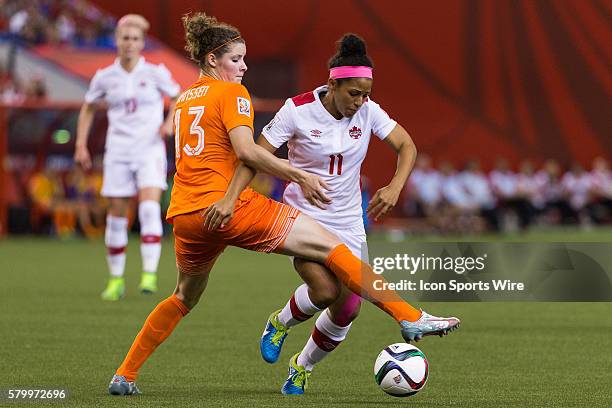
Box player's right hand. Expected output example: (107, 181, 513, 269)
(299, 173, 331, 209)
(74, 146, 92, 170)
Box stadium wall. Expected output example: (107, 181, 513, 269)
(0, 41, 89, 101)
(91, 0, 611, 189)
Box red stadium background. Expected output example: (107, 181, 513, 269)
(1, 0, 610, 236)
(91, 0, 612, 187)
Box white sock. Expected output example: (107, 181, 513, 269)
(277, 284, 322, 328)
(297, 310, 352, 371)
(105, 215, 128, 278)
(138, 200, 162, 274)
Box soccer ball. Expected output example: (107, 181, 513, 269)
(374, 343, 429, 397)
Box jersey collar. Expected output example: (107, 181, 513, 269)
(114, 56, 145, 74)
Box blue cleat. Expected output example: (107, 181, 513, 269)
(108, 375, 141, 396)
(260, 309, 290, 363)
(281, 353, 311, 395)
(400, 310, 460, 342)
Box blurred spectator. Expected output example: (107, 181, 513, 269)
(561, 162, 593, 225)
(590, 157, 612, 223)
(590, 157, 612, 199)
(438, 161, 486, 234)
(27, 168, 64, 234)
(516, 160, 545, 211)
(440, 161, 471, 210)
(489, 158, 534, 230)
(2, 0, 115, 47)
(406, 154, 443, 217)
(537, 159, 575, 224)
(55, 10, 75, 44)
(460, 160, 498, 231)
(0, 64, 48, 103)
(489, 158, 518, 200)
(24, 74, 47, 101)
(64, 166, 105, 238)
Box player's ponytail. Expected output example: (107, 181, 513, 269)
(183, 12, 243, 70)
(328, 33, 373, 69)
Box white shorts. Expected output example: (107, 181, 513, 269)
(291, 222, 368, 263)
(326, 223, 368, 261)
(101, 144, 167, 197)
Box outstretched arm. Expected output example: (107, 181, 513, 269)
(366, 124, 417, 221)
(203, 127, 331, 229)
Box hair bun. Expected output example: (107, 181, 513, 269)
(338, 34, 367, 57)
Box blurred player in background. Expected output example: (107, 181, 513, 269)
(108, 13, 459, 396)
(74, 14, 180, 300)
(256, 34, 420, 394)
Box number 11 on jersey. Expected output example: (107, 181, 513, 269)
(174, 106, 205, 158)
(329, 154, 343, 175)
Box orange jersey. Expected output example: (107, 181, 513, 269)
(167, 76, 255, 220)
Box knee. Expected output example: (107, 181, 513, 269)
(174, 291, 200, 310)
(310, 281, 341, 308)
(139, 200, 162, 236)
(108, 199, 129, 218)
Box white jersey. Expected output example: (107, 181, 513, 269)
(84, 57, 180, 161)
(459, 171, 495, 208)
(409, 168, 443, 206)
(442, 172, 472, 208)
(561, 171, 592, 209)
(489, 170, 518, 198)
(262, 85, 397, 229)
(591, 169, 612, 199)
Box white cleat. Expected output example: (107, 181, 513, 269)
(108, 375, 141, 396)
(400, 311, 460, 342)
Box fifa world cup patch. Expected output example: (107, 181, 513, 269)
(237, 97, 251, 117)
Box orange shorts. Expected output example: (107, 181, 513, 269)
(173, 191, 300, 275)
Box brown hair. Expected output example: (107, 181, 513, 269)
(182, 12, 243, 69)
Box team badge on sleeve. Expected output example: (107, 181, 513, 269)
(237, 97, 251, 117)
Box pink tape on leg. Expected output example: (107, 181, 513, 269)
(331, 293, 362, 327)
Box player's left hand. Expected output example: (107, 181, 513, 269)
(159, 120, 174, 138)
(366, 185, 401, 221)
(203, 197, 235, 230)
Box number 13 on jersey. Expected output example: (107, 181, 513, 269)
(174, 106, 205, 158)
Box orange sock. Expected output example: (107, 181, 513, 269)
(325, 244, 422, 323)
(116, 295, 190, 381)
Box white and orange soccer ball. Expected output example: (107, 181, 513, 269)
(374, 343, 429, 397)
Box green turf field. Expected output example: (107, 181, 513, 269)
(1, 232, 611, 407)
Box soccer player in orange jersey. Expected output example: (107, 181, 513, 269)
(108, 13, 460, 396)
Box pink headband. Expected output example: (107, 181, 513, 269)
(329, 66, 373, 79)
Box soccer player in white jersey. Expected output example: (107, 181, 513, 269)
(74, 14, 180, 300)
(252, 34, 428, 394)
